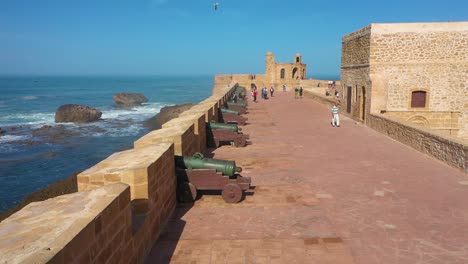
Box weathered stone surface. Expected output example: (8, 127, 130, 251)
(0, 172, 78, 222)
(0, 127, 4, 135)
(78, 143, 174, 200)
(340, 22, 468, 140)
(55, 104, 102, 123)
(135, 124, 196, 156)
(0, 183, 130, 263)
(143, 103, 193, 130)
(113, 93, 148, 107)
(367, 113, 467, 172)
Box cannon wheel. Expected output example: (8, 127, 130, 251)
(234, 137, 246, 147)
(222, 183, 242, 203)
(177, 182, 197, 203)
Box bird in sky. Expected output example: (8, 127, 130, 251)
(214, 2, 219, 11)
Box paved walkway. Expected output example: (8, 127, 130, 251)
(146, 91, 468, 263)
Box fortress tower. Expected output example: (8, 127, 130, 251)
(265, 51, 276, 84)
(264, 52, 307, 89)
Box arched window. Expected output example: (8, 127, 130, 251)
(292, 68, 298, 79)
(411, 91, 427, 108)
(280, 69, 285, 79)
(296, 57, 300, 63)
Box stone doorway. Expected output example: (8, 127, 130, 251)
(360, 86, 366, 121)
(346, 86, 352, 113)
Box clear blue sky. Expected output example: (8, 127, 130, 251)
(1, 0, 467, 78)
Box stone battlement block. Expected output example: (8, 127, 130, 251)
(0, 183, 131, 263)
(78, 143, 174, 201)
(134, 124, 195, 156)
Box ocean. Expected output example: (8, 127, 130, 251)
(0, 76, 213, 212)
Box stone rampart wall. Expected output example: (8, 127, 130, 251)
(303, 89, 338, 107)
(300, 79, 342, 88)
(0, 184, 133, 263)
(0, 80, 239, 263)
(382, 111, 461, 136)
(367, 113, 467, 172)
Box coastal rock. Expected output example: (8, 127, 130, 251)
(0, 128, 4, 136)
(32, 125, 80, 139)
(55, 104, 102, 123)
(143, 103, 194, 130)
(113, 93, 148, 107)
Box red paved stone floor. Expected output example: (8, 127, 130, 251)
(146, 91, 468, 263)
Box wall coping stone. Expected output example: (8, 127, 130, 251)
(162, 112, 205, 129)
(79, 143, 173, 179)
(134, 123, 192, 148)
(0, 183, 130, 263)
(370, 113, 467, 146)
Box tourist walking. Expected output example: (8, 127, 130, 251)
(270, 87, 274, 97)
(294, 87, 299, 99)
(331, 101, 340, 127)
(299, 87, 303, 98)
(253, 90, 258, 102)
(283, 84, 286, 92)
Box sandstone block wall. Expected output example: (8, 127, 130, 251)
(0, 184, 133, 264)
(185, 102, 217, 123)
(342, 25, 371, 66)
(303, 89, 338, 107)
(134, 124, 196, 156)
(383, 111, 461, 136)
(163, 111, 207, 154)
(367, 113, 467, 172)
(77, 143, 174, 208)
(341, 22, 468, 140)
(341, 67, 371, 121)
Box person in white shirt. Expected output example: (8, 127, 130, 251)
(331, 102, 340, 127)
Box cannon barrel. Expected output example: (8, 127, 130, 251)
(207, 122, 242, 132)
(220, 108, 240, 115)
(175, 153, 242, 177)
(227, 102, 247, 108)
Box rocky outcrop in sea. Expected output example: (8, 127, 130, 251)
(113, 93, 148, 107)
(55, 104, 102, 123)
(143, 103, 194, 130)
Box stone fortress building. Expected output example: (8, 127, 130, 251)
(340, 22, 468, 140)
(217, 52, 315, 91)
(264, 52, 307, 86)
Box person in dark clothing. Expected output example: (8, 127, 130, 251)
(270, 87, 274, 97)
(299, 87, 303, 98)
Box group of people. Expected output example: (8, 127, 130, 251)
(294, 86, 304, 99)
(249, 83, 341, 127)
(251, 86, 274, 102)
